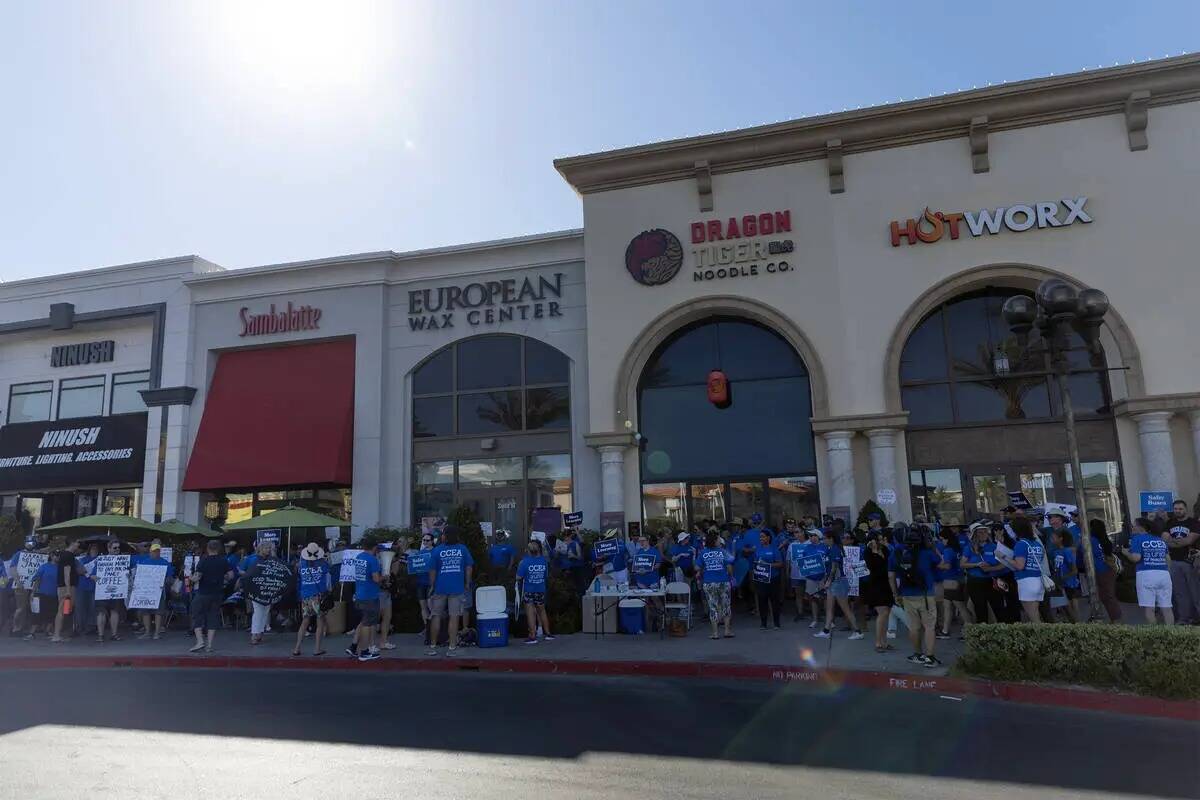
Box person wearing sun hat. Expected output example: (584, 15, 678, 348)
(293, 543, 331, 656)
(666, 530, 697, 582)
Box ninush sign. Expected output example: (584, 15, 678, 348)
(889, 196, 1092, 247)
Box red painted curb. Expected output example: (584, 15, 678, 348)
(2, 654, 1195, 721)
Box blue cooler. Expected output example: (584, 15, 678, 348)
(476, 586, 509, 648)
(619, 598, 645, 634)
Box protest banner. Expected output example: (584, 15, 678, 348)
(255, 529, 281, 549)
(407, 550, 432, 576)
(183, 555, 197, 577)
(127, 563, 168, 609)
(93, 555, 131, 601)
(246, 559, 292, 605)
(17, 552, 48, 590)
(843, 545, 870, 579)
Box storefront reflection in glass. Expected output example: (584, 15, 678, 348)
(1065, 461, 1124, 532)
(972, 474, 1009, 515)
(642, 483, 686, 536)
(909, 468, 965, 525)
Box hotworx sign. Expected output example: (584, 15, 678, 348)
(889, 197, 1092, 247)
(625, 210, 795, 286)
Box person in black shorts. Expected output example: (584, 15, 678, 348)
(190, 540, 234, 653)
(94, 540, 127, 642)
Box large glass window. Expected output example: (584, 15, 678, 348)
(412, 335, 570, 438)
(457, 457, 524, 487)
(110, 370, 150, 414)
(909, 468, 965, 525)
(413, 461, 455, 522)
(58, 375, 105, 419)
(1065, 461, 1124, 533)
(768, 476, 820, 526)
(412, 455, 573, 533)
(527, 454, 573, 515)
(103, 488, 141, 517)
(643, 483, 686, 532)
(638, 318, 815, 482)
(8, 381, 52, 423)
(899, 287, 1112, 427)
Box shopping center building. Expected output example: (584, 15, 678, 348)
(1, 56, 1197, 542)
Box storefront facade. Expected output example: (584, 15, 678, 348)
(557, 56, 1200, 533)
(2, 57, 1198, 541)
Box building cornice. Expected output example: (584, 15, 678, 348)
(1114, 392, 1200, 417)
(810, 412, 910, 434)
(555, 55, 1200, 194)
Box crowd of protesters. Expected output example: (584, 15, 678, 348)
(1, 497, 1197, 667)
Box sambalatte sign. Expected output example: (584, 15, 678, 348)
(0, 413, 147, 491)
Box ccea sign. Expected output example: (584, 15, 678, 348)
(406, 272, 564, 331)
(625, 210, 796, 286)
(239, 302, 322, 337)
(889, 197, 1092, 247)
(50, 340, 114, 368)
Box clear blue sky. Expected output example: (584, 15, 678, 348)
(1, 2, 1195, 281)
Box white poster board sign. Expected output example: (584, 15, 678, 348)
(183, 555, 197, 578)
(17, 552, 48, 590)
(480, 521, 493, 539)
(159, 547, 173, 564)
(127, 563, 168, 609)
(338, 549, 363, 583)
(842, 545, 870, 579)
(94, 555, 132, 601)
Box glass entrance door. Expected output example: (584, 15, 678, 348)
(458, 488, 525, 546)
(964, 466, 1068, 519)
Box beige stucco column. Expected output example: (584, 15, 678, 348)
(1133, 411, 1178, 495)
(1190, 411, 1200, 498)
(866, 428, 901, 520)
(822, 430, 856, 513)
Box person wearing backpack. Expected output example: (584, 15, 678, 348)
(888, 524, 940, 668)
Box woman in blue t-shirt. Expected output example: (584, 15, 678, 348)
(698, 530, 734, 639)
(934, 529, 970, 637)
(293, 543, 331, 656)
(751, 529, 783, 630)
(516, 540, 553, 644)
(1009, 518, 1046, 623)
(1121, 517, 1173, 625)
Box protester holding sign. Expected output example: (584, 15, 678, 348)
(135, 543, 175, 640)
(93, 541, 129, 642)
(752, 529, 783, 630)
(189, 539, 233, 653)
(407, 534, 434, 638)
(293, 543, 331, 657)
(426, 526, 473, 657)
(241, 542, 279, 645)
(592, 530, 628, 583)
(27, 554, 57, 640)
(815, 529, 864, 641)
(13, 543, 45, 636)
(516, 539, 552, 644)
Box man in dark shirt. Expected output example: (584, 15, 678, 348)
(1166, 500, 1200, 624)
(53, 541, 80, 642)
(190, 540, 233, 653)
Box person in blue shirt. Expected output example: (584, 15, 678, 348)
(1010, 518, 1047, 623)
(631, 535, 664, 630)
(592, 530, 628, 583)
(934, 529, 969, 637)
(816, 527, 863, 640)
(1121, 517, 1173, 625)
(406, 533, 435, 639)
(799, 527, 827, 627)
(888, 525, 940, 667)
(666, 532, 696, 582)
(137, 543, 176, 641)
(516, 539, 553, 644)
(351, 542, 383, 660)
(293, 543, 331, 656)
(1049, 528, 1082, 623)
(698, 530, 734, 639)
(30, 555, 59, 640)
(751, 529, 783, 630)
(426, 525, 474, 657)
(487, 531, 516, 570)
(982, 524, 1020, 623)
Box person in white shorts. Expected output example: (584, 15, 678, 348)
(1009, 518, 1046, 622)
(1121, 517, 1173, 625)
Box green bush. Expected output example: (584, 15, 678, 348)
(0, 515, 23, 557)
(855, 499, 889, 529)
(957, 622, 1200, 699)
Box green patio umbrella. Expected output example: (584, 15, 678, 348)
(222, 505, 349, 556)
(38, 513, 167, 537)
(157, 519, 222, 538)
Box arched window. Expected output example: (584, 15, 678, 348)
(899, 287, 1111, 427)
(412, 335, 570, 438)
(637, 317, 818, 530)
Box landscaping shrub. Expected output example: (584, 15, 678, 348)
(958, 622, 1200, 699)
(855, 499, 889, 529)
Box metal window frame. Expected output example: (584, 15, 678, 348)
(7, 380, 54, 424)
(109, 369, 152, 415)
(55, 373, 107, 420)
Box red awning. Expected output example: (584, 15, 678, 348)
(182, 338, 354, 492)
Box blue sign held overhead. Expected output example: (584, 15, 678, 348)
(256, 529, 282, 547)
(1140, 492, 1173, 513)
(563, 511, 584, 527)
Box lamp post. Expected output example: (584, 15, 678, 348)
(1002, 279, 1110, 621)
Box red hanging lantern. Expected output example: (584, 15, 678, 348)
(707, 369, 729, 407)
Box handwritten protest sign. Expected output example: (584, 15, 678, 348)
(247, 558, 292, 605)
(159, 547, 173, 564)
(338, 549, 363, 582)
(183, 555, 197, 577)
(93, 555, 131, 601)
(17, 552, 49, 590)
(127, 563, 168, 609)
(843, 545, 870, 579)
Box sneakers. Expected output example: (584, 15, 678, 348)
(848, 630, 864, 641)
(380, 642, 396, 650)
(906, 653, 925, 664)
(524, 638, 538, 645)
(446, 646, 458, 656)
(886, 630, 897, 639)
(813, 629, 831, 638)
(922, 655, 943, 669)
(935, 631, 951, 640)
(543, 634, 556, 641)
(424, 647, 439, 656)
(358, 651, 380, 662)
(808, 620, 819, 629)
(345, 646, 358, 658)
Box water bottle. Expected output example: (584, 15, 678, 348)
(659, 576, 666, 591)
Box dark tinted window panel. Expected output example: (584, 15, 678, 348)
(639, 376, 815, 481)
(899, 311, 947, 381)
(956, 378, 1050, 423)
(414, 348, 452, 395)
(458, 391, 523, 435)
(716, 320, 806, 381)
(457, 336, 521, 390)
(413, 397, 453, 438)
(524, 339, 569, 385)
(944, 294, 994, 377)
(901, 384, 953, 426)
(640, 322, 718, 389)
(525, 386, 570, 430)
(1051, 371, 1109, 416)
